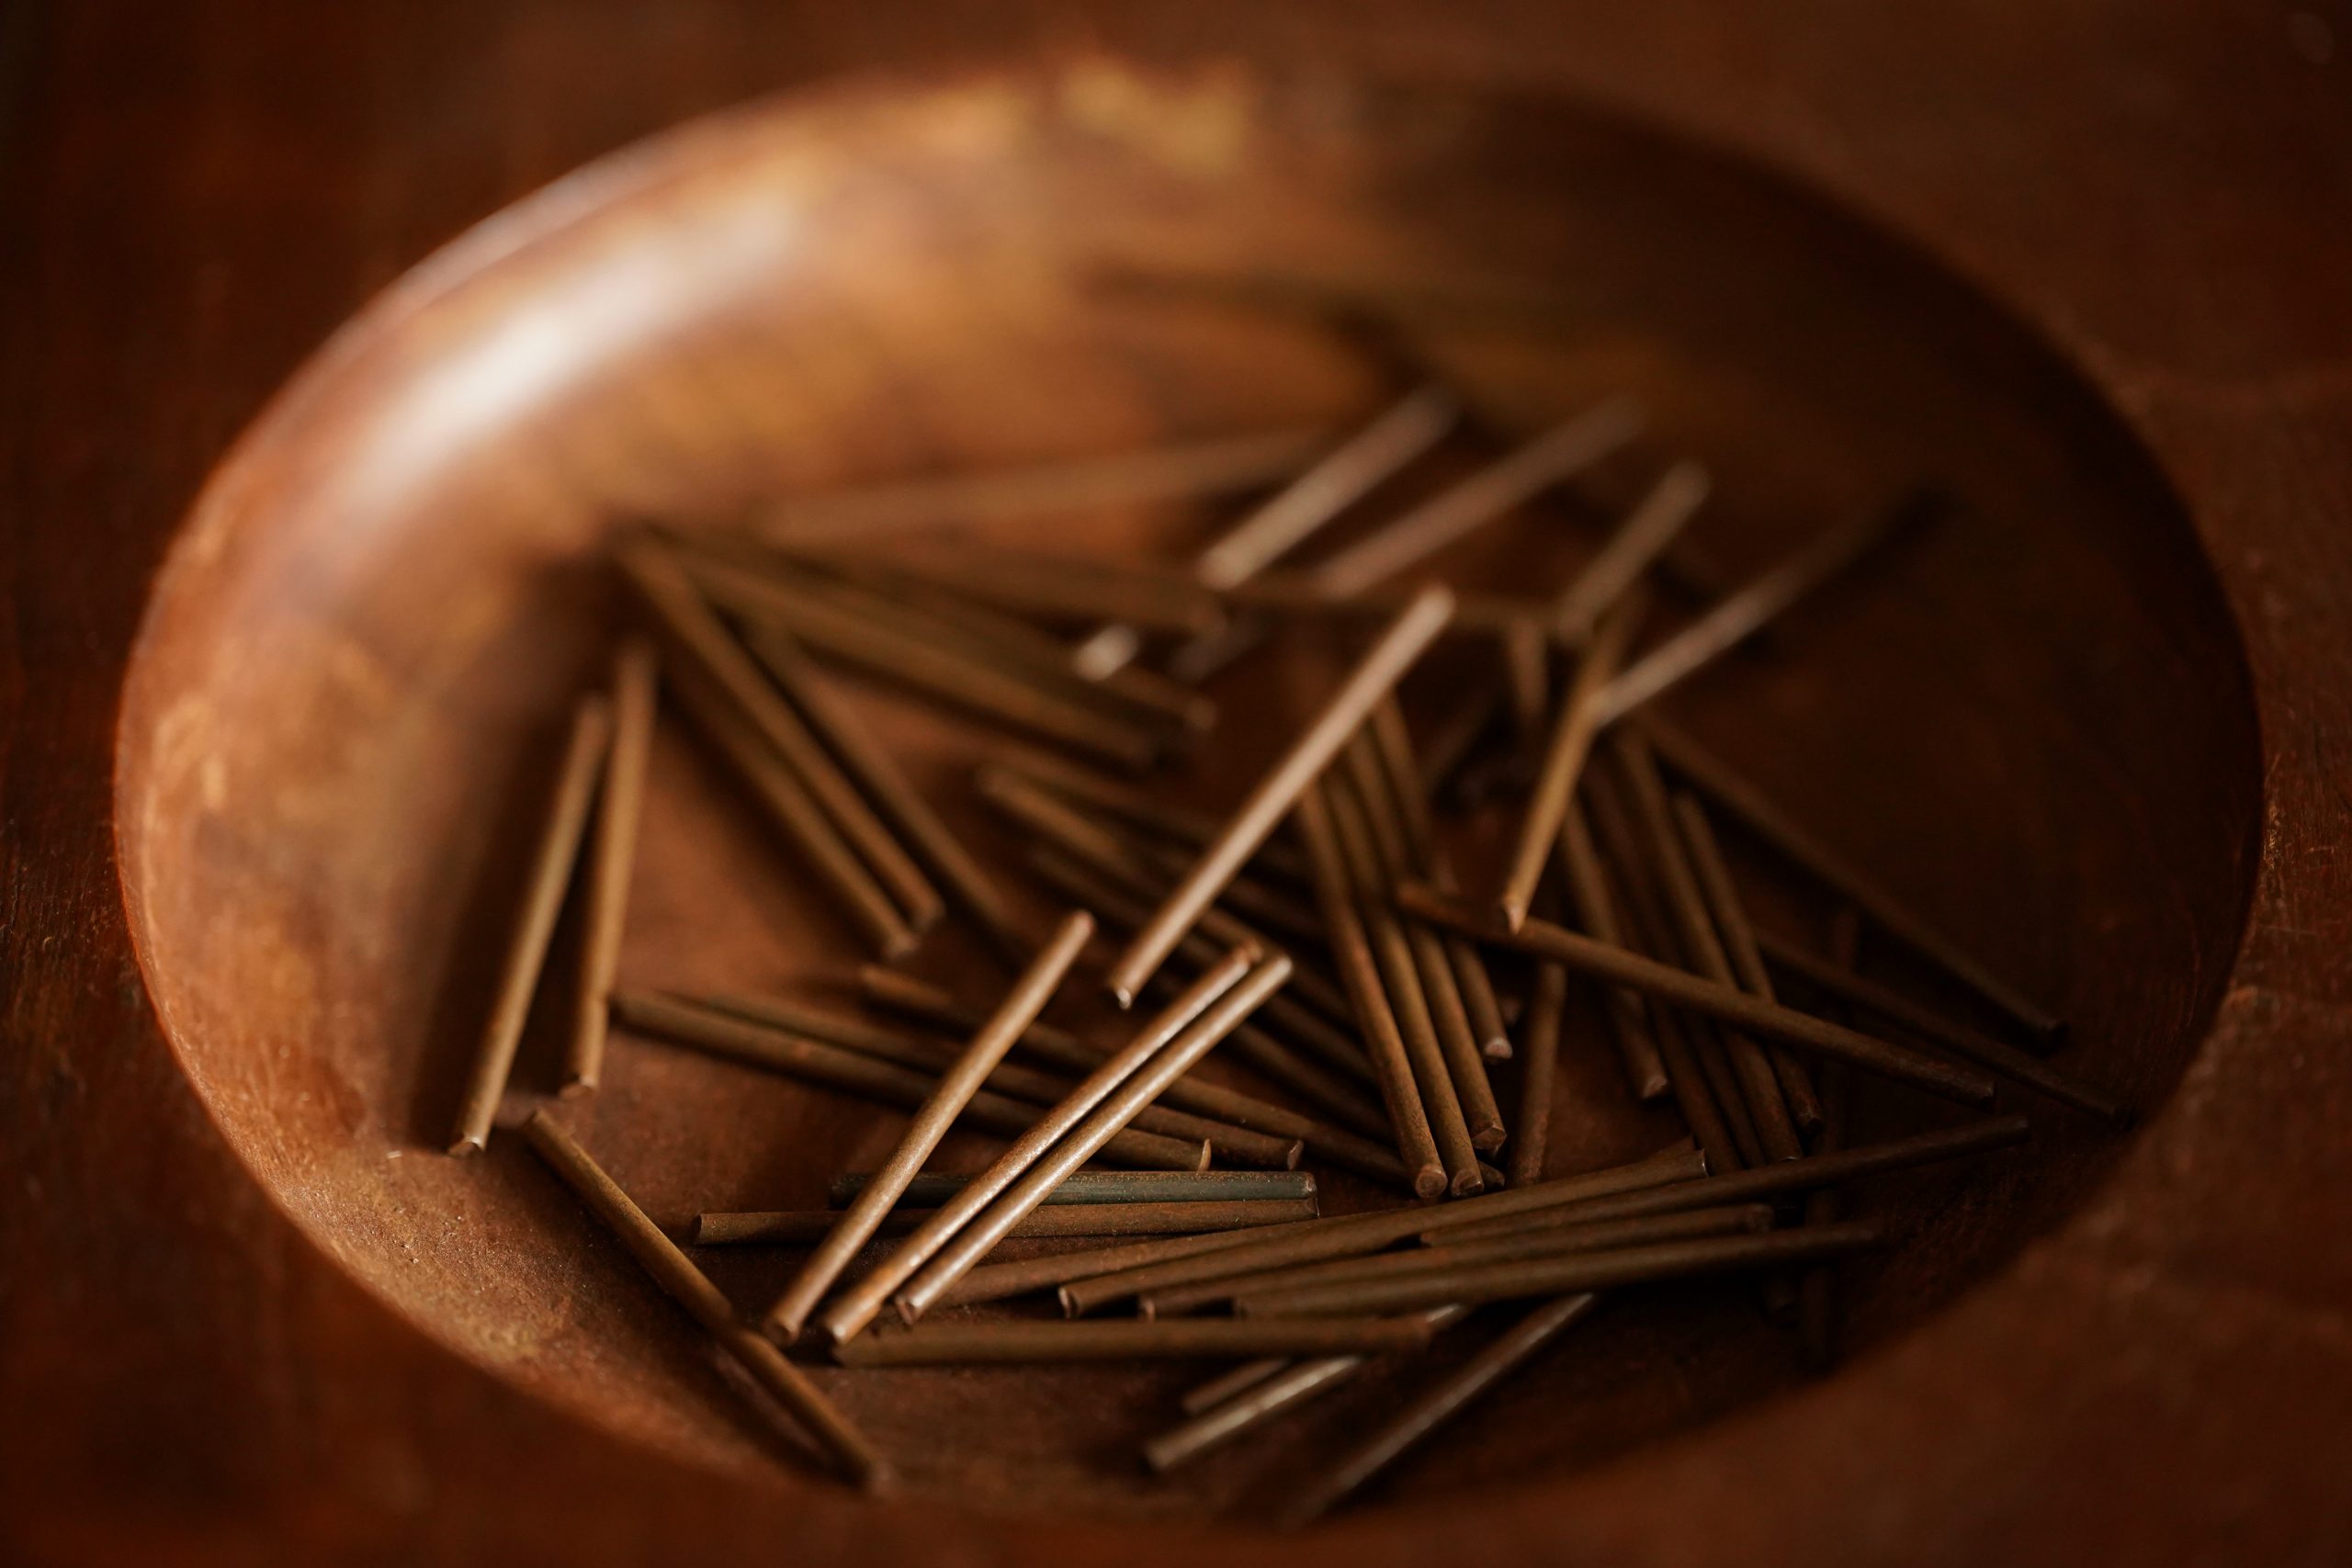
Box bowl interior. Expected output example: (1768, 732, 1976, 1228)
(116, 65, 2258, 1526)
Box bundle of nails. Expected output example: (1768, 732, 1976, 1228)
(444, 381, 2119, 1520)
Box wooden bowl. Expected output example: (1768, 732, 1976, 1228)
(114, 63, 2257, 1540)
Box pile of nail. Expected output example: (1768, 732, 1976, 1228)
(447, 385, 2120, 1521)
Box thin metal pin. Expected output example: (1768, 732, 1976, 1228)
(563, 641, 657, 1098)
(1641, 714, 2063, 1044)
(1309, 396, 1645, 596)
(449, 695, 611, 1155)
(893, 956, 1297, 1325)
(1397, 885, 2000, 1107)
(812, 949, 1250, 1344)
(1104, 587, 1455, 1007)
(519, 1113, 885, 1489)
(1496, 588, 1647, 931)
(763, 910, 1094, 1343)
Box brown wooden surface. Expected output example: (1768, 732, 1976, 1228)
(5, 3, 2350, 1564)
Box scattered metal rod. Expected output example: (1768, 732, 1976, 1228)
(745, 622, 1033, 965)
(892, 956, 1300, 1325)
(750, 423, 1330, 543)
(1016, 846, 1394, 1131)
(1323, 769, 1486, 1194)
(1614, 729, 1805, 1162)
(1075, 387, 1460, 679)
(696, 987, 1297, 1168)
(449, 695, 612, 1155)
(825, 1168, 1317, 1209)
(1056, 1145, 1707, 1316)
(1340, 732, 1506, 1158)
(853, 966, 1411, 1187)
(763, 912, 1095, 1343)
(832, 1315, 1439, 1367)
(1676, 790, 1826, 1134)
(809, 949, 1253, 1344)
(1396, 886, 2002, 1107)
(1275, 1293, 1602, 1525)
(564, 639, 657, 1098)
(665, 660, 920, 956)
(1640, 714, 2064, 1043)
(1309, 396, 1645, 596)
(695, 1199, 1319, 1247)
(1144, 1306, 1473, 1475)
(1103, 586, 1456, 1007)
(612, 990, 1210, 1173)
(686, 549, 1167, 769)
(1591, 490, 1938, 726)
(622, 536, 944, 928)
(520, 1113, 885, 1489)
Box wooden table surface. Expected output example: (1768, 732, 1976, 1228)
(4, 3, 2349, 1563)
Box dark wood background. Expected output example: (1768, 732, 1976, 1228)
(4, 3, 2349, 1562)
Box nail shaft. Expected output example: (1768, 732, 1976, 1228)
(620, 537, 944, 929)
(1145, 1306, 1472, 1474)
(1549, 460, 1710, 639)
(449, 695, 611, 1155)
(1586, 765, 1747, 1169)
(833, 1315, 1436, 1366)
(1555, 797, 1671, 1100)
(1276, 1293, 1600, 1524)
(1020, 847, 1394, 1135)
(519, 1113, 884, 1488)
(1145, 1204, 1770, 1317)
(701, 987, 1284, 1164)
(564, 642, 656, 1097)
(850, 539, 1228, 635)
(1423, 1116, 2030, 1246)
(667, 660, 916, 957)
(894, 957, 1296, 1323)
(1367, 701, 1513, 1061)
(990, 749, 1313, 886)
(1640, 715, 2063, 1043)
(613, 994, 1208, 1173)
(1505, 957, 1569, 1188)
(1104, 586, 1455, 1007)
(763, 912, 1094, 1341)
(1498, 588, 1645, 930)
(1178, 1358, 1294, 1419)
(932, 1219, 1329, 1310)
(1321, 774, 1480, 1194)
(1396, 886, 2000, 1106)
(1592, 491, 1929, 724)
(697, 1199, 1317, 1246)
(855, 967, 1410, 1187)
(821, 557, 1213, 734)
(750, 424, 1329, 542)
(1196, 387, 1461, 590)
(813, 951, 1250, 1342)
(827, 1168, 1315, 1208)
(1755, 930, 2126, 1122)
(1676, 791, 1825, 1134)
(1616, 731, 1804, 1160)
(745, 622, 1031, 964)
(1800, 909, 1860, 1374)
(1238, 1223, 1879, 1318)
(1344, 732, 1507, 1153)
(1057, 1144, 1705, 1314)
(1310, 397, 1645, 596)
(692, 555, 1163, 769)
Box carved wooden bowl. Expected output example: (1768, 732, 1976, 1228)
(114, 64, 2258, 1549)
